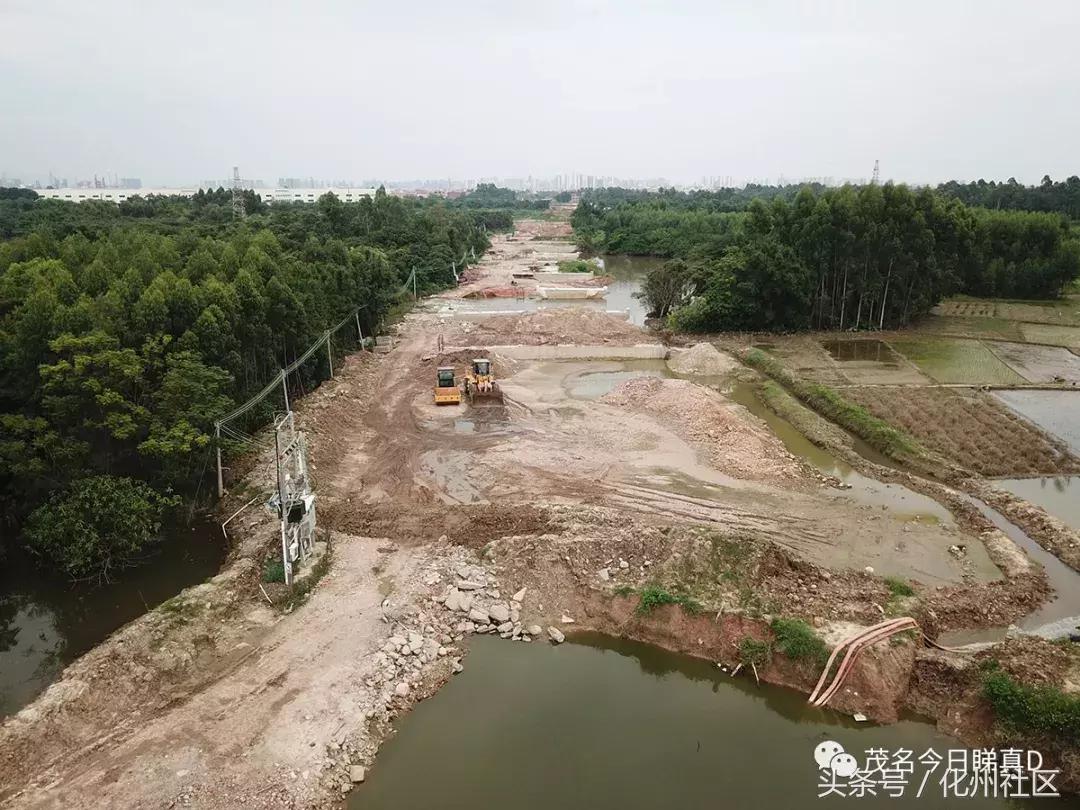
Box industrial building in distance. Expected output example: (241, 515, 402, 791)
(33, 187, 379, 204)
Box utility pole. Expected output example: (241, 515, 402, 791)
(215, 423, 224, 497)
(412, 266, 418, 300)
(355, 311, 365, 349)
(326, 332, 334, 378)
(281, 369, 290, 413)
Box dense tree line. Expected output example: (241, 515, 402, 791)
(938, 175, 1080, 219)
(0, 188, 488, 576)
(452, 183, 550, 211)
(573, 184, 1080, 333)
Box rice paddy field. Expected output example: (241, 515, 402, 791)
(846, 387, 1080, 477)
(884, 338, 1027, 385)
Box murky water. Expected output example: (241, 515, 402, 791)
(0, 520, 227, 716)
(994, 390, 1080, 455)
(822, 339, 903, 364)
(351, 634, 1059, 809)
(995, 476, 1080, 532)
(942, 495, 1080, 645)
(724, 382, 952, 523)
(562, 359, 672, 399)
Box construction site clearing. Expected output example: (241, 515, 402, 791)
(2, 216, 1079, 808)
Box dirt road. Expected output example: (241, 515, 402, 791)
(0, 217, 1052, 807)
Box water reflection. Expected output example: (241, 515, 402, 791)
(0, 521, 226, 716)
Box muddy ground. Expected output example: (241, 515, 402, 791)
(2, 217, 1078, 807)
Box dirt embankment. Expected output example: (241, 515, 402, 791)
(444, 309, 656, 348)
(601, 376, 810, 485)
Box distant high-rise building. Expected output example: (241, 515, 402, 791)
(119, 178, 142, 189)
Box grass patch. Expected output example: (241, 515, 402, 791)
(770, 617, 830, 666)
(635, 584, 703, 616)
(983, 665, 1080, 742)
(262, 558, 285, 583)
(557, 259, 595, 273)
(744, 348, 922, 460)
(613, 584, 635, 597)
(884, 577, 915, 598)
(738, 637, 772, 667)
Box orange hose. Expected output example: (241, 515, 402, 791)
(807, 617, 913, 704)
(812, 618, 917, 707)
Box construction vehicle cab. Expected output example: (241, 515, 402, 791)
(464, 357, 502, 402)
(433, 366, 462, 405)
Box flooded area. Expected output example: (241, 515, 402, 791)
(994, 390, 1080, 455)
(996, 476, 1080, 532)
(350, 634, 1055, 810)
(942, 496, 1080, 646)
(0, 520, 226, 716)
(724, 382, 952, 524)
(822, 338, 903, 364)
(561, 358, 671, 399)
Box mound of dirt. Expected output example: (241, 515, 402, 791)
(450, 309, 654, 347)
(601, 377, 804, 482)
(667, 342, 739, 376)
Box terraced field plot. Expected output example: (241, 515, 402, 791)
(935, 299, 997, 317)
(820, 338, 929, 384)
(1018, 322, 1080, 349)
(996, 299, 1080, 326)
(888, 338, 1026, 385)
(847, 387, 1080, 476)
(909, 315, 1024, 341)
(986, 341, 1080, 383)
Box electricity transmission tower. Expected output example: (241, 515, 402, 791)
(871, 160, 880, 186)
(231, 166, 245, 219)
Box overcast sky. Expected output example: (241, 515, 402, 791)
(2, 0, 1078, 187)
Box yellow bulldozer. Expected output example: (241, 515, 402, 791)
(433, 366, 462, 405)
(463, 358, 503, 403)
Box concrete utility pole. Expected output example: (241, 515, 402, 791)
(326, 333, 334, 377)
(281, 369, 290, 413)
(215, 423, 224, 497)
(355, 312, 366, 349)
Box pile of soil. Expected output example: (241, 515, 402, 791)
(450, 309, 654, 347)
(667, 342, 739, 376)
(601, 377, 804, 482)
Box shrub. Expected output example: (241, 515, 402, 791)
(770, 617, 830, 666)
(24, 475, 178, 582)
(635, 584, 701, 616)
(262, 558, 286, 583)
(983, 669, 1080, 742)
(738, 637, 772, 666)
(885, 577, 916, 598)
(557, 259, 594, 273)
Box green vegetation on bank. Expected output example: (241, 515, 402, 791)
(0, 187, 488, 577)
(982, 663, 1080, 743)
(574, 184, 1080, 332)
(635, 584, 702, 616)
(769, 617, 830, 666)
(744, 349, 922, 459)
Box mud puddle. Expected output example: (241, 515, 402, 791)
(725, 382, 951, 524)
(351, 633, 1048, 809)
(822, 338, 903, 364)
(561, 359, 671, 399)
(0, 520, 226, 716)
(994, 475, 1080, 532)
(943, 495, 1080, 646)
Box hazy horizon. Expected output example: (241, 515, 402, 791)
(3, 0, 1079, 188)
